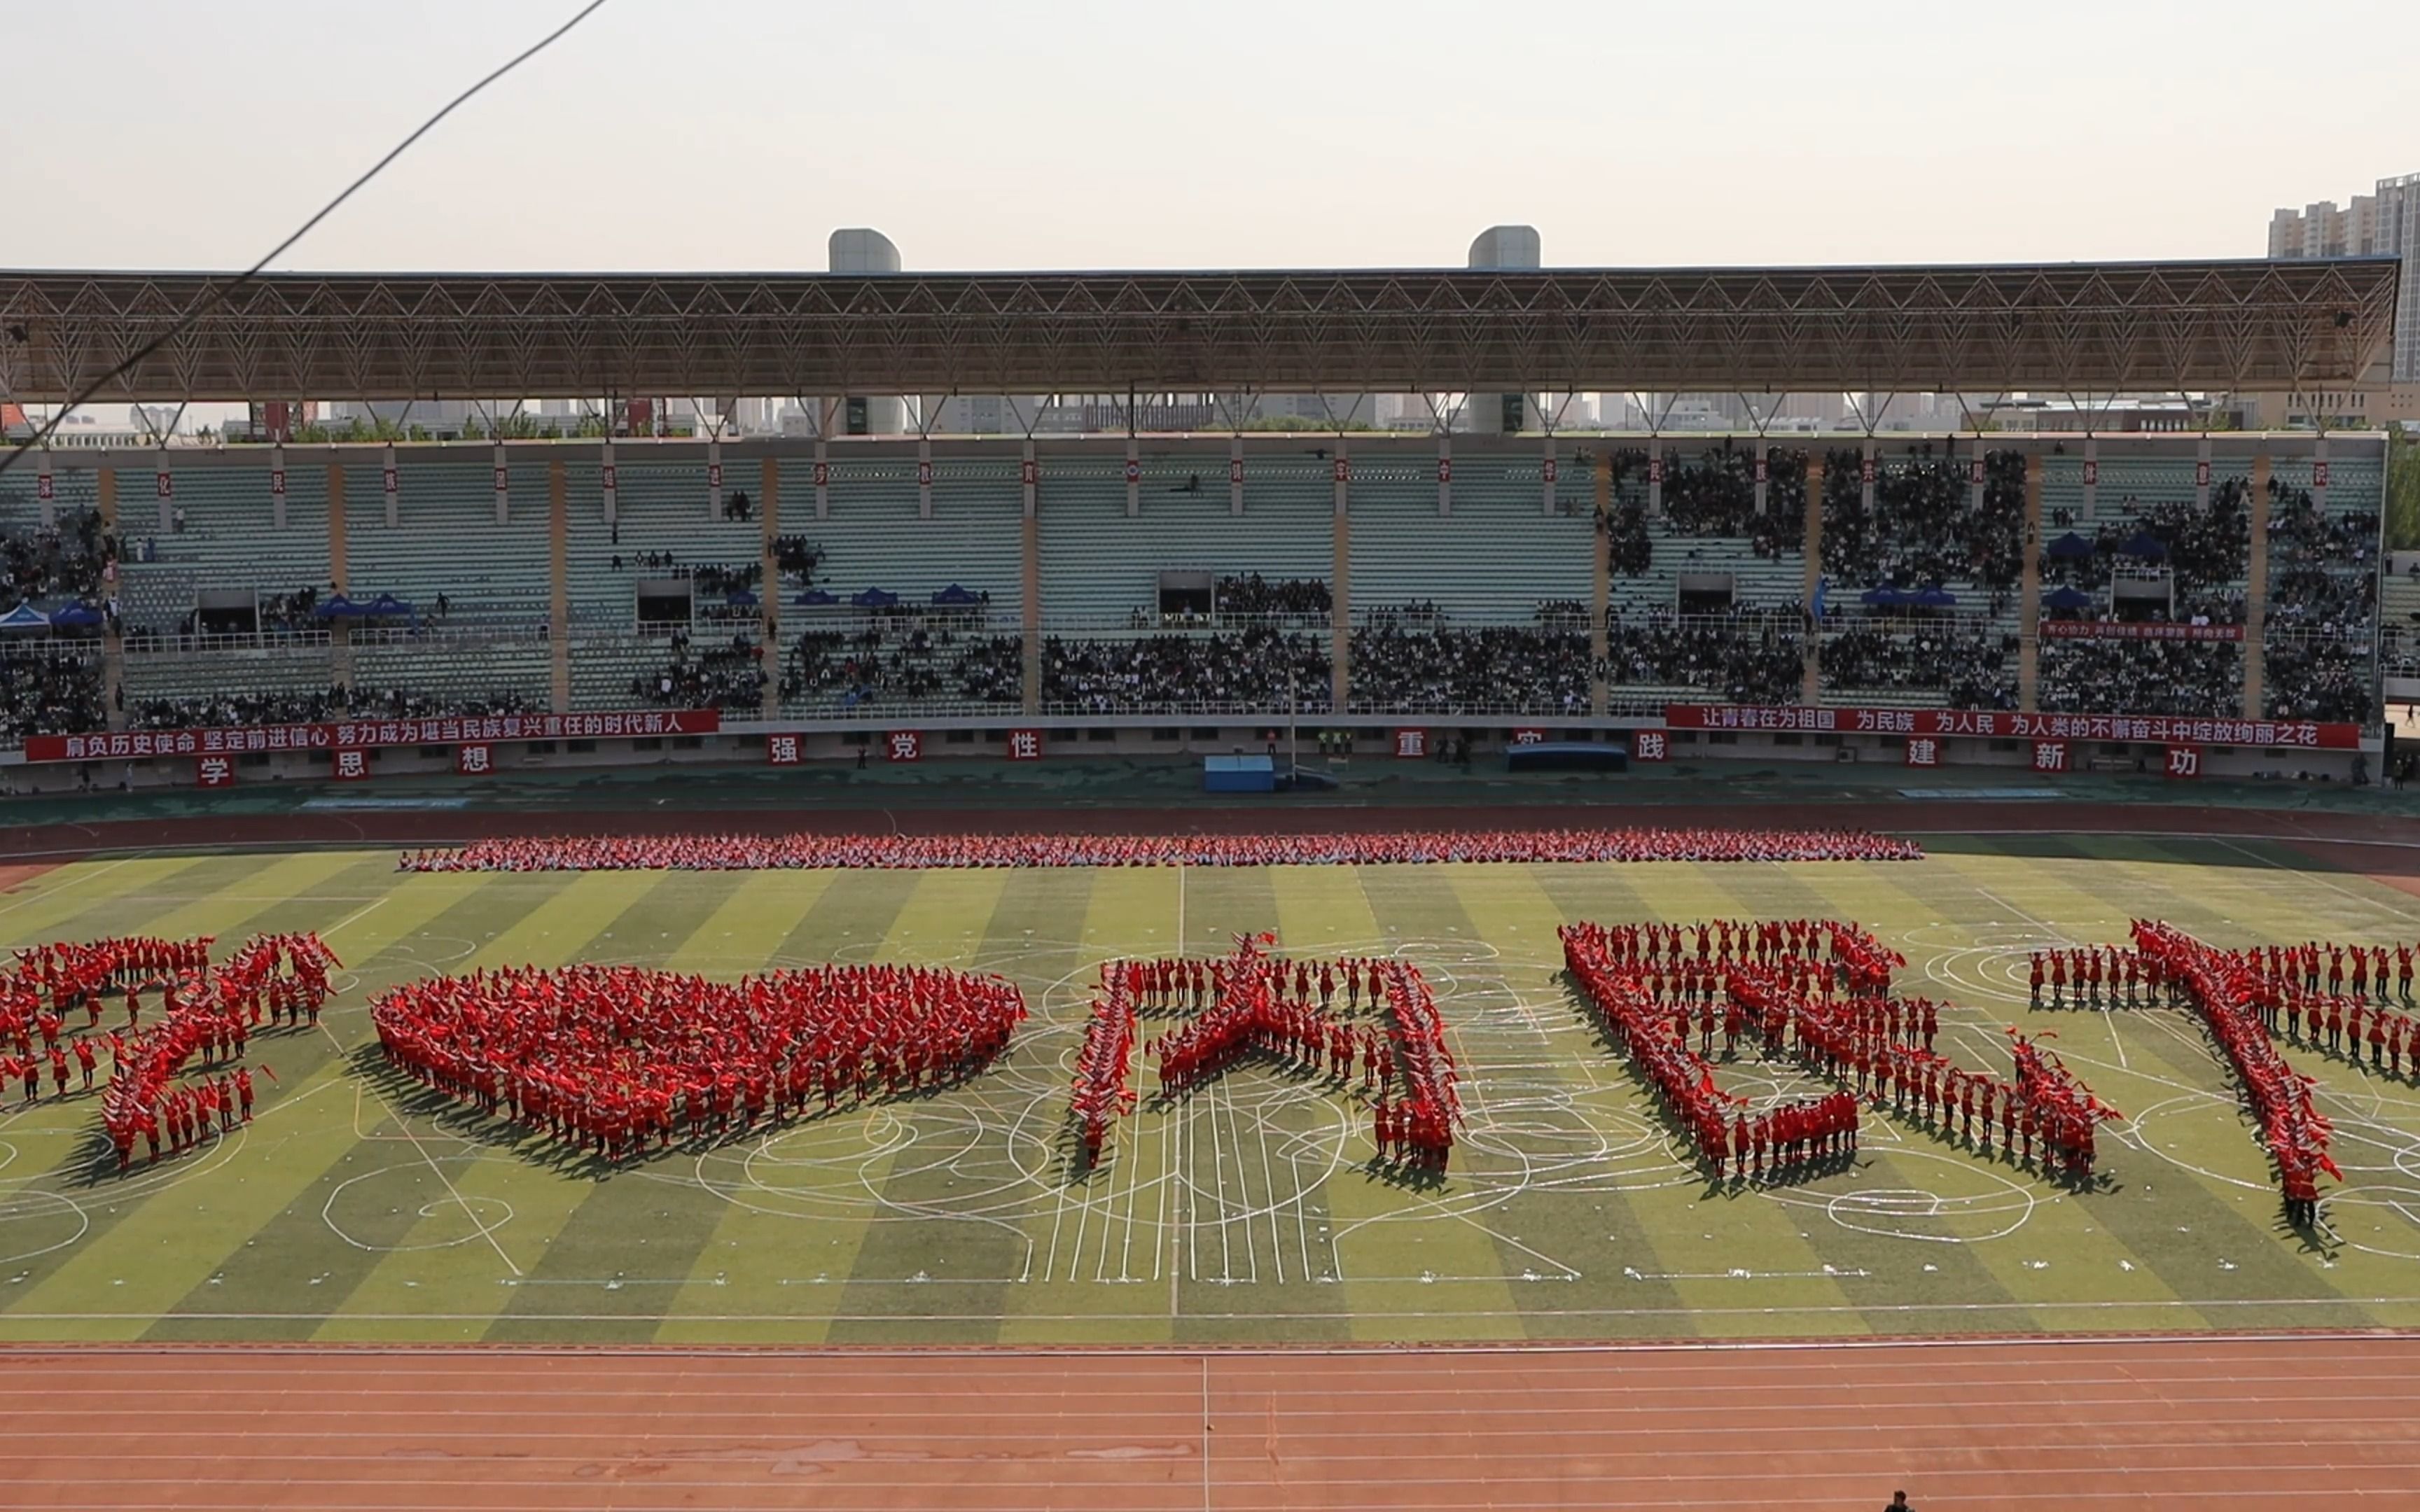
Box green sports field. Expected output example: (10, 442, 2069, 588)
(4, 834, 2418, 1346)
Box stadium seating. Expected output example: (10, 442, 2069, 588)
(1348, 456, 1592, 624)
(348, 463, 548, 632)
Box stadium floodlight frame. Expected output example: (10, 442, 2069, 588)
(0, 257, 2399, 406)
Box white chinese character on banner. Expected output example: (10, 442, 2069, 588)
(1394, 728, 1427, 759)
(1904, 736, 1940, 767)
(886, 731, 922, 762)
(457, 743, 493, 776)
(333, 749, 369, 780)
(1007, 729, 1042, 761)
(1632, 730, 1669, 762)
(2032, 741, 2067, 774)
(2164, 746, 2202, 780)
(767, 735, 802, 766)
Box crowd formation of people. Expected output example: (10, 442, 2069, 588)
(1564, 918, 2116, 1180)
(400, 825, 1922, 874)
(2130, 923, 2338, 1224)
(370, 962, 1027, 1161)
(0, 932, 333, 1169)
(1562, 922, 1859, 1182)
(785, 626, 1021, 710)
(1043, 629, 1330, 713)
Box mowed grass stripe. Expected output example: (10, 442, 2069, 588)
(1, 857, 445, 1340)
(657, 870, 913, 1345)
(315, 871, 676, 1341)
(1525, 862, 1867, 1338)
(0, 855, 211, 947)
(826, 869, 1053, 1344)
(1000, 864, 1181, 1345)
(1446, 863, 1698, 1338)
(483, 873, 756, 1343)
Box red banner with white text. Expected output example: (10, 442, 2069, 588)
(2037, 621, 2246, 643)
(24, 709, 720, 764)
(1662, 704, 2358, 750)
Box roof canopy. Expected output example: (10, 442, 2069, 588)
(0, 258, 2398, 402)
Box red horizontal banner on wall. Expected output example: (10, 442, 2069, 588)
(2038, 621, 2246, 643)
(1662, 704, 2358, 750)
(25, 709, 720, 764)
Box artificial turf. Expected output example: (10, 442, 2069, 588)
(1, 834, 2415, 1346)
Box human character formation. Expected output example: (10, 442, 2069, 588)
(370, 962, 1026, 1161)
(5, 932, 337, 1170)
(1066, 934, 1460, 1177)
(1562, 918, 2119, 1184)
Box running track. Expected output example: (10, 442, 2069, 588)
(7, 1335, 2414, 1509)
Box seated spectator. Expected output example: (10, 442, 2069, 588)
(0, 645, 106, 746)
(1215, 574, 1330, 620)
(1046, 628, 1330, 713)
(1821, 444, 2022, 596)
(2038, 638, 2241, 719)
(1604, 608, 1802, 704)
(1351, 624, 1590, 715)
(1819, 619, 2017, 710)
(784, 624, 1022, 710)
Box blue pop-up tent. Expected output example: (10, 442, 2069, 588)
(50, 603, 105, 628)
(314, 593, 367, 618)
(1911, 587, 1958, 608)
(851, 587, 899, 609)
(2045, 531, 2094, 560)
(365, 592, 415, 617)
(2118, 532, 2169, 560)
(724, 589, 760, 608)
(930, 583, 982, 607)
(794, 588, 839, 608)
(2043, 584, 2096, 612)
(0, 603, 50, 632)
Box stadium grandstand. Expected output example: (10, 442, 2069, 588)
(0, 255, 2400, 787)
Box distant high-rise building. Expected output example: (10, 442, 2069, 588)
(2267, 172, 2419, 381)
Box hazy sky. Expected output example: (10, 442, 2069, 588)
(6, 0, 2416, 274)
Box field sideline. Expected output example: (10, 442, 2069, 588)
(4, 832, 2419, 1348)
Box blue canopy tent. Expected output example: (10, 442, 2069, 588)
(314, 594, 369, 617)
(364, 592, 415, 618)
(2043, 585, 2096, 612)
(793, 588, 839, 608)
(1858, 587, 1911, 608)
(930, 583, 982, 608)
(724, 589, 760, 608)
(2118, 532, 2169, 560)
(851, 587, 899, 609)
(1911, 587, 1958, 608)
(50, 603, 105, 628)
(2045, 531, 2094, 560)
(0, 603, 50, 632)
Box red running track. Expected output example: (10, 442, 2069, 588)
(4, 1334, 2415, 1510)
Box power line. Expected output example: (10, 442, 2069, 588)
(0, 0, 611, 479)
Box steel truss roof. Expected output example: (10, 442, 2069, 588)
(0, 258, 2399, 404)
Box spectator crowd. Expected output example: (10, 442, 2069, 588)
(1349, 625, 1592, 715)
(1045, 629, 1331, 713)
(2038, 638, 2244, 720)
(784, 626, 1022, 710)
(1216, 574, 1330, 619)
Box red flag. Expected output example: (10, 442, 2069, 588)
(257, 1065, 279, 1084)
